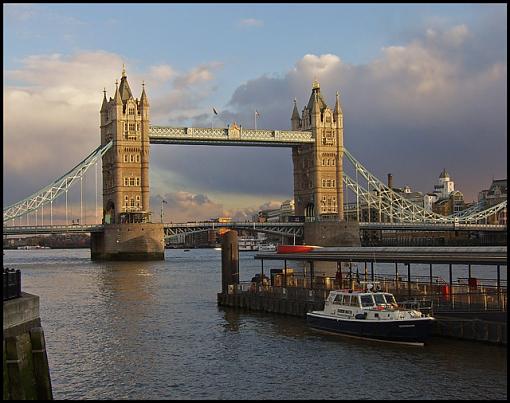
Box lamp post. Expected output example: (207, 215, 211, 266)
(160, 199, 167, 223)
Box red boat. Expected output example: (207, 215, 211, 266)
(276, 245, 321, 254)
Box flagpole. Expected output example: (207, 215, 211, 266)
(254, 110, 257, 131)
(212, 107, 219, 129)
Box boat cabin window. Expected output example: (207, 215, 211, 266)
(373, 293, 386, 305)
(350, 296, 360, 308)
(360, 294, 375, 307)
(384, 294, 397, 305)
(333, 294, 344, 305)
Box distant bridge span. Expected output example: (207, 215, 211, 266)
(3, 221, 506, 237)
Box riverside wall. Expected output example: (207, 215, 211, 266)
(3, 292, 53, 400)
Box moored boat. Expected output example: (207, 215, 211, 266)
(258, 243, 276, 252)
(277, 245, 321, 254)
(307, 289, 435, 345)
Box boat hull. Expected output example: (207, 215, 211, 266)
(307, 312, 434, 344)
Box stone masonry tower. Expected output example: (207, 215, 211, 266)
(100, 66, 150, 224)
(292, 80, 344, 221)
(292, 80, 359, 246)
(91, 67, 165, 260)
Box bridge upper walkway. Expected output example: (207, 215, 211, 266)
(148, 126, 314, 147)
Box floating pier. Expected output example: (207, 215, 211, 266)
(218, 245, 507, 345)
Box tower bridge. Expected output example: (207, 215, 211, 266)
(3, 69, 507, 259)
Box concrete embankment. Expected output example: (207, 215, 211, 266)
(3, 292, 53, 400)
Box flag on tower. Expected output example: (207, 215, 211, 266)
(212, 107, 218, 115)
(255, 110, 260, 117)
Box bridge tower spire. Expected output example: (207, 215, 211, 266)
(291, 98, 301, 130)
(292, 80, 345, 221)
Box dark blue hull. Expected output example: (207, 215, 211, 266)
(307, 313, 434, 344)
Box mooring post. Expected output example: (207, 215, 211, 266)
(429, 264, 433, 295)
(221, 230, 239, 294)
(407, 263, 411, 298)
(497, 264, 501, 308)
(395, 262, 399, 292)
(310, 261, 314, 290)
(284, 259, 287, 288)
(467, 263, 472, 307)
(449, 263, 453, 309)
(349, 262, 353, 290)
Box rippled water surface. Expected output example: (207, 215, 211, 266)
(4, 249, 507, 400)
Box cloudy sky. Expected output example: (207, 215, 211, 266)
(3, 3, 507, 224)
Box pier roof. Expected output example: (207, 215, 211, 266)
(254, 246, 507, 265)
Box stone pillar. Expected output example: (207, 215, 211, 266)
(221, 230, 239, 293)
(304, 220, 361, 247)
(91, 223, 165, 260)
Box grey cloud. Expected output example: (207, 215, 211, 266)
(206, 24, 507, 202)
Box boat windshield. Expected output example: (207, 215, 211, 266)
(373, 293, 386, 305)
(333, 294, 344, 305)
(360, 294, 375, 307)
(384, 294, 397, 305)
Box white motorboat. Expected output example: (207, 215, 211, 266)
(307, 288, 435, 345)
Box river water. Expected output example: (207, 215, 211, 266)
(4, 249, 507, 400)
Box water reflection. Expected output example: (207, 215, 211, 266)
(221, 307, 241, 332)
(95, 261, 158, 304)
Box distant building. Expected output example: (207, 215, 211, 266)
(425, 169, 467, 216)
(433, 168, 455, 200)
(393, 185, 425, 208)
(255, 200, 296, 223)
(279, 200, 296, 222)
(432, 190, 466, 216)
(423, 193, 437, 212)
(478, 178, 507, 224)
(186, 230, 216, 248)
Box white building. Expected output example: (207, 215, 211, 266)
(423, 193, 438, 212)
(433, 169, 455, 200)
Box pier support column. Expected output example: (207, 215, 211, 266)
(221, 230, 239, 293)
(304, 221, 360, 246)
(91, 223, 165, 261)
(3, 292, 53, 400)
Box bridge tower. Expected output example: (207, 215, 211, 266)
(91, 67, 164, 260)
(100, 66, 150, 224)
(292, 80, 344, 220)
(292, 81, 359, 246)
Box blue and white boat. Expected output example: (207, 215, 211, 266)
(307, 289, 435, 346)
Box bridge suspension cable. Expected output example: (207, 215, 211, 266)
(3, 141, 112, 223)
(342, 147, 506, 224)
